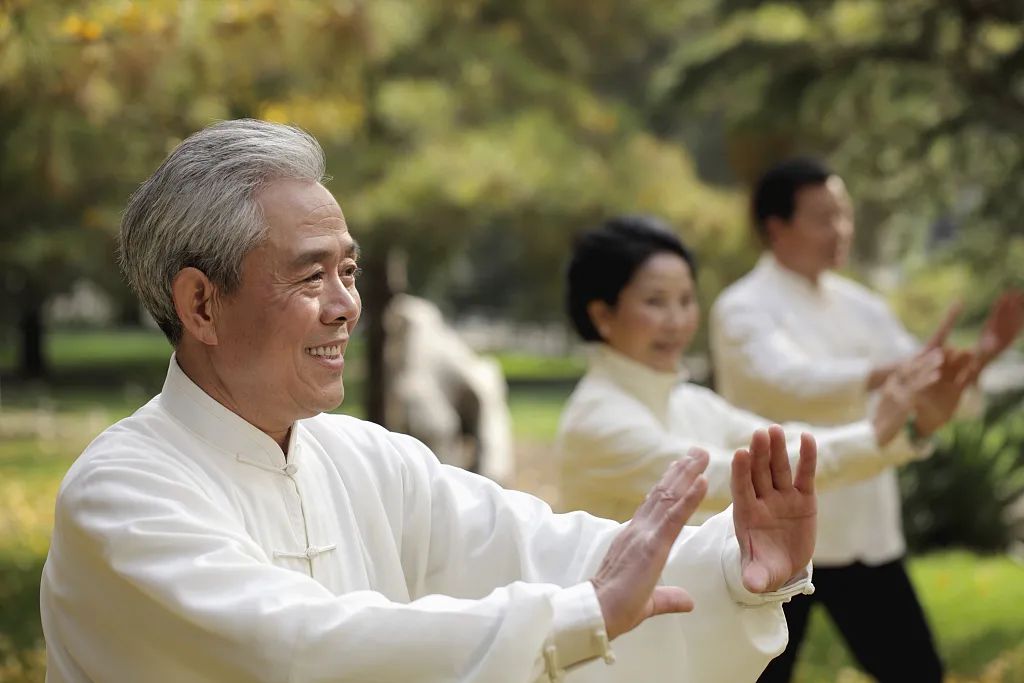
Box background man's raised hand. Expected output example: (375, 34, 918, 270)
(970, 289, 1024, 380)
(872, 349, 943, 445)
(913, 348, 975, 436)
(867, 301, 961, 391)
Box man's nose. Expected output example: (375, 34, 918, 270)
(323, 276, 360, 324)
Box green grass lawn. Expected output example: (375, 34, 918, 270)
(1, 329, 1023, 682)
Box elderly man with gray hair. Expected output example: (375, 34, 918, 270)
(41, 119, 818, 683)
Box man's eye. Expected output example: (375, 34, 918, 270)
(306, 271, 325, 282)
(344, 266, 363, 279)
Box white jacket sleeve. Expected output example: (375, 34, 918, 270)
(559, 385, 925, 517)
(698, 385, 928, 487)
(559, 392, 741, 513)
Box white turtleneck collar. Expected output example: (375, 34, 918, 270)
(586, 343, 687, 425)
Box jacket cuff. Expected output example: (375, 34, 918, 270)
(884, 424, 935, 463)
(541, 582, 615, 682)
(721, 541, 815, 607)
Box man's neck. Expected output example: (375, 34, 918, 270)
(769, 251, 824, 287)
(174, 346, 292, 453)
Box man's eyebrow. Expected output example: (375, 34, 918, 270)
(289, 239, 361, 270)
(289, 248, 333, 271)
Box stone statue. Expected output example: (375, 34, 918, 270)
(383, 294, 514, 484)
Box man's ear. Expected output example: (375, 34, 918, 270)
(171, 267, 220, 346)
(586, 299, 613, 340)
(764, 216, 788, 246)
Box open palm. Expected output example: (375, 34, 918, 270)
(731, 426, 817, 593)
(914, 348, 973, 435)
(977, 290, 1024, 362)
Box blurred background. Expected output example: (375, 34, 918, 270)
(2, 1, 1023, 681)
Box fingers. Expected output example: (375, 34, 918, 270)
(767, 424, 793, 490)
(1006, 291, 1024, 335)
(992, 290, 1024, 329)
(730, 447, 756, 512)
(662, 475, 708, 540)
(925, 300, 962, 349)
(902, 349, 942, 393)
(736, 428, 815, 497)
(684, 447, 710, 475)
(1009, 289, 1024, 317)
(980, 290, 1024, 356)
(636, 451, 707, 518)
(793, 432, 817, 495)
(648, 586, 695, 617)
(636, 452, 709, 543)
(593, 452, 709, 640)
(907, 368, 941, 394)
(748, 429, 775, 498)
(733, 427, 797, 502)
(912, 348, 944, 375)
(942, 348, 974, 390)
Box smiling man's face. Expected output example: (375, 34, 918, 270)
(209, 179, 361, 426)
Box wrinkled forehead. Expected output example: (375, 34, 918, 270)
(255, 180, 356, 257)
(257, 179, 345, 231)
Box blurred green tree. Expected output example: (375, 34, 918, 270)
(652, 0, 1024, 306)
(1, 0, 750, 420)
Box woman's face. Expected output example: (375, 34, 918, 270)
(588, 252, 700, 373)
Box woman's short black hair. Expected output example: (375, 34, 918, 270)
(751, 157, 834, 242)
(566, 215, 697, 342)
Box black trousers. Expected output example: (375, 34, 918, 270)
(758, 559, 944, 683)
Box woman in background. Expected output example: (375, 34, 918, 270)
(556, 215, 970, 523)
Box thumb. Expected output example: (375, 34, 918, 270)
(742, 561, 771, 593)
(648, 586, 695, 618)
(925, 300, 963, 349)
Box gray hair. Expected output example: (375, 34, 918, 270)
(118, 119, 326, 344)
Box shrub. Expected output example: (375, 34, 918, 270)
(901, 387, 1024, 552)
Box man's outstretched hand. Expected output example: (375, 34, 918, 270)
(593, 430, 818, 641)
(924, 300, 964, 351)
(970, 289, 1024, 380)
(914, 347, 974, 436)
(731, 426, 817, 593)
(591, 451, 709, 640)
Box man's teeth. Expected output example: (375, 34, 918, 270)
(306, 345, 342, 358)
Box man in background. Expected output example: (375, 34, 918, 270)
(711, 157, 1024, 682)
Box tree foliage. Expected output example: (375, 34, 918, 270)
(1, 0, 752, 383)
(654, 0, 1024, 307)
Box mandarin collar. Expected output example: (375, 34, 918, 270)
(587, 344, 687, 425)
(758, 252, 837, 298)
(158, 354, 301, 467)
